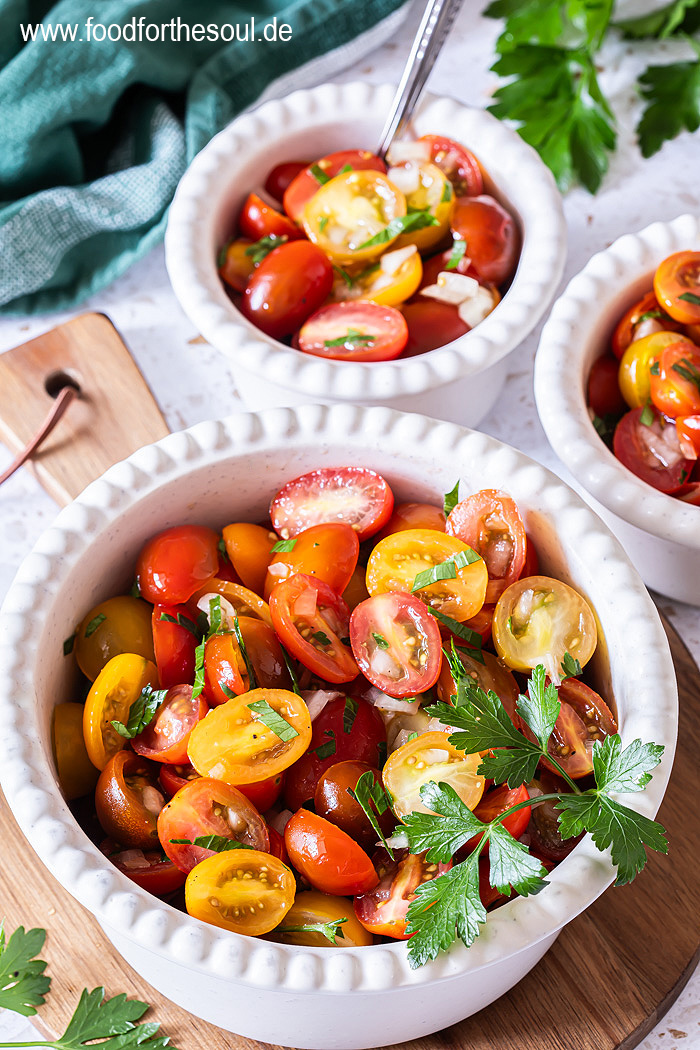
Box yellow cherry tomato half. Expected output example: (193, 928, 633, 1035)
(186, 849, 295, 935)
(618, 330, 694, 409)
(52, 702, 100, 799)
(366, 528, 488, 623)
(492, 575, 597, 676)
(187, 687, 312, 785)
(74, 596, 155, 682)
(190, 578, 272, 626)
(391, 161, 453, 253)
(302, 170, 407, 266)
(83, 654, 159, 770)
(383, 732, 485, 820)
(331, 245, 423, 308)
(268, 890, 374, 947)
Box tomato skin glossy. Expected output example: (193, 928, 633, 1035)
(269, 890, 374, 947)
(283, 696, 386, 810)
(383, 732, 485, 820)
(618, 331, 694, 409)
(241, 240, 334, 340)
(283, 149, 386, 224)
(159, 762, 199, 798)
(238, 192, 302, 242)
(314, 761, 392, 849)
(238, 617, 292, 691)
(654, 251, 700, 324)
(75, 596, 155, 681)
(354, 849, 451, 939)
(95, 751, 165, 850)
(100, 839, 187, 895)
(676, 415, 700, 459)
(349, 592, 442, 698)
(222, 522, 277, 596)
(446, 490, 527, 604)
(238, 772, 284, 813)
(137, 526, 219, 605)
(611, 290, 682, 359)
(83, 654, 159, 771)
(297, 301, 409, 362)
(132, 685, 208, 765)
(376, 502, 446, 540)
(417, 247, 480, 293)
(543, 678, 617, 779)
(613, 407, 694, 493)
(186, 849, 295, 935)
(451, 195, 519, 285)
(269, 574, 358, 684)
(401, 301, 469, 355)
(270, 467, 394, 542)
(330, 246, 422, 308)
(219, 238, 256, 293)
(264, 522, 360, 600)
(157, 777, 270, 873)
(587, 355, 628, 418)
(203, 631, 246, 706)
(342, 564, 371, 611)
(264, 161, 308, 203)
(152, 603, 198, 689)
(52, 703, 100, 800)
(650, 342, 700, 417)
(420, 135, 483, 197)
(187, 687, 312, 785)
(191, 578, 272, 625)
(302, 169, 406, 266)
(285, 809, 378, 896)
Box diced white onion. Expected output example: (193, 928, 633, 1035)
(364, 686, 422, 715)
(387, 162, 421, 196)
(458, 286, 497, 327)
(380, 244, 418, 276)
(293, 588, 317, 619)
(268, 809, 294, 835)
(392, 728, 421, 750)
(386, 140, 431, 165)
(369, 646, 402, 681)
(266, 562, 288, 579)
(633, 317, 664, 341)
(196, 592, 239, 629)
(422, 271, 480, 305)
(115, 849, 146, 869)
(327, 223, 346, 245)
(427, 717, 455, 735)
(302, 689, 343, 721)
(141, 785, 165, 816)
(382, 827, 409, 850)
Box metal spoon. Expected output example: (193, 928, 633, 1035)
(376, 0, 466, 160)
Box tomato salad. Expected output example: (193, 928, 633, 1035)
(57, 468, 615, 957)
(217, 136, 520, 361)
(588, 250, 700, 504)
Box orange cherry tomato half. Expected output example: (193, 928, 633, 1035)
(611, 289, 682, 359)
(297, 301, 408, 362)
(269, 890, 374, 947)
(649, 341, 700, 418)
(132, 685, 208, 765)
(376, 501, 446, 540)
(157, 777, 269, 873)
(186, 849, 295, 935)
(401, 300, 470, 355)
(221, 522, 277, 596)
(284, 809, 378, 896)
(676, 415, 700, 459)
(187, 686, 312, 784)
(190, 579, 272, 625)
(349, 591, 442, 698)
(136, 525, 219, 605)
(613, 407, 694, 492)
(52, 703, 100, 801)
(203, 631, 247, 706)
(354, 849, 451, 939)
(218, 238, 256, 293)
(450, 194, 520, 285)
(264, 522, 359, 600)
(95, 750, 165, 850)
(270, 466, 394, 542)
(237, 192, 303, 243)
(283, 149, 386, 224)
(152, 603, 199, 689)
(446, 489, 528, 604)
(420, 134, 483, 197)
(83, 654, 159, 771)
(654, 250, 700, 325)
(269, 574, 358, 684)
(75, 596, 155, 682)
(241, 240, 334, 340)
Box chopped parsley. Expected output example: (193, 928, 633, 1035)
(357, 209, 438, 250)
(247, 698, 298, 742)
(323, 328, 374, 349)
(271, 538, 297, 553)
(412, 548, 482, 592)
(443, 480, 460, 516)
(372, 632, 389, 649)
(244, 235, 287, 265)
(111, 684, 167, 739)
(446, 239, 467, 271)
(84, 613, 106, 638)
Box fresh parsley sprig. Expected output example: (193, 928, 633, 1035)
(0, 924, 50, 1016)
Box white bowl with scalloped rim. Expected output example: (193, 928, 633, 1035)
(0, 405, 675, 1048)
(165, 81, 566, 427)
(535, 213, 700, 606)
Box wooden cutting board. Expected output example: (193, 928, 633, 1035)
(0, 316, 698, 1050)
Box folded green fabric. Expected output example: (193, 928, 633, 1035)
(0, 0, 407, 314)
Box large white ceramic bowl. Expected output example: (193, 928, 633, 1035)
(0, 405, 676, 1049)
(535, 213, 700, 606)
(165, 81, 566, 427)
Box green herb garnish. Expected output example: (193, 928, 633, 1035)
(313, 729, 337, 760)
(318, 216, 329, 233)
(111, 684, 167, 739)
(640, 402, 656, 426)
(63, 633, 76, 656)
(84, 613, 106, 638)
(169, 835, 252, 852)
(244, 235, 287, 265)
(445, 239, 467, 271)
(323, 327, 374, 349)
(247, 698, 298, 742)
(271, 538, 297, 553)
(276, 918, 349, 944)
(159, 611, 202, 639)
(679, 291, 700, 306)
(428, 607, 483, 654)
(348, 770, 396, 858)
(310, 163, 330, 185)
(412, 548, 482, 592)
(560, 651, 582, 680)
(343, 696, 358, 734)
(311, 630, 332, 647)
(372, 632, 389, 649)
(357, 209, 439, 250)
(672, 356, 700, 392)
(443, 480, 460, 516)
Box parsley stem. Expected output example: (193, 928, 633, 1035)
(540, 756, 582, 795)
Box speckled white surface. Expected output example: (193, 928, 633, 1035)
(0, 2, 698, 1046)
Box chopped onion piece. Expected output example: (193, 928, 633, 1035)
(422, 271, 480, 305)
(196, 593, 238, 630)
(141, 785, 165, 816)
(369, 646, 402, 681)
(115, 849, 147, 869)
(268, 809, 294, 835)
(427, 716, 456, 735)
(458, 286, 497, 327)
(293, 587, 318, 619)
(364, 686, 422, 715)
(266, 562, 289, 578)
(380, 244, 418, 276)
(387, 162, 421, 196)
(382, 827, 409, 850)
(386, 140, 431, 165)
(302, 689, 343, 721)
(634, 317, 664, 341)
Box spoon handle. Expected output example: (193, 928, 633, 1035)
(376, 0, 465, 160)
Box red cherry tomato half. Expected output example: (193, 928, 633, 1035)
(152, 604, 199, 689)
(654, 250, 700, 325)
(238, 772, 285, 812)
(451, 195, 520, 285)
(264, 161, 308, 203)
(266, 823, 289, 864)
(159, 762, 199, 798)
(297, 301, 408, 362)
(401, 301, 469, 356)
(132, 685, 209, 765)
(353, 849, 451, 939)
(284, 809, 378, 896)
(270, 466, 394, 541)
(219, 239, 256, 294)
(611, 290, 682, 359)
(202, 631, 247, 706)
(446, 489, 527, 604)
(283, 149, 386, 223)
(238, 192, 302, 243)
(100, 839, 187, 894)
(417, 247, 480, 293)
(540, 678, 617, 780)
(241, 240, 334, 340)
(461, 784, 532, 855)
(376, 502, 446, 540)
(419, 135, 483, 197)
(137, 525, 219, 605)
(649, 341, 700, 418)
(613, 407, 694, 493)
(587, 355, 628, 418)
(349, 592, 442, 698)
(676, 415, 700, 459)
(264, 522, 359, 600)
(269, 573, 358, 684)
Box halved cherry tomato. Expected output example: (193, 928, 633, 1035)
(366, 529, 488, 623)
(342, 565, 370, 611)
(240, 617, 291, 691)
(270, 467, 394, 541)
(462, 784, 532, 854)
(401, 301, 469, 355)
(241, 240, 333, 340)
(186, 849, 295, 934)
(451, 195, 519, 285)
(202, 632, 246, 706)
(315, 761, 393, 849)
(283, 696, 386, 811)
(383, 732, 485, 819)
(188, 686, 312, 785)
(446, 490, 527, 604)
(349, 592, 442, 698)
(264, 161, 308, 203)
(390, 161, 453, 253)
(654, 250, 700, 325)
(492, 576, 597, 677)
(354, 848, 451, 939)
(618, 330, 694, 409)
(284, 810, 378, 896)
(132, 685, 208, 765)
(677, 415, 700, 459)
(218, 238, 256, 293)
(269, 574, 358, 684)
(269, 890, 373, 947)
(539, 678, 617, 780)
(266, 823, 289, 864)
(283, 149, 386, 223)
(613, 407, 694, 493)
(420, 134, 483, 197)
(238, 772, 284, 813)
(83, 654, 159, 770)
(302, 170, 406, 266)
(650, 341, 700, 417)
(152, 603, 198, 689)
(297, 301, 408, 362)
(75, 596, 155, 682)
(264, 522, 359, 600)
(159, 762, 199, 798)
(137, 525, 219, 605)
(222, 522, 277, 595)
(528, 771, 581, 863)
(95, 751, 165, 850)
(587, 355, 628, 418)
(460, 603, 495, 645)
(611, 290, 682, 359)
(157, 777, 269, 873)
(52, 703, 100, 800)
(100, 839, 187, 894)
(191, 579, 272, 626)
(330, 245, 422, 307)
(376, 501, 446, 540)
(436, 648, 519, 726)
(238, 192, 302, 242)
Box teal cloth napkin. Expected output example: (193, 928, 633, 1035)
(0, 0, 406, 314)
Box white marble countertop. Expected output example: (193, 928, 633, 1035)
(0, 2, 698, 1046)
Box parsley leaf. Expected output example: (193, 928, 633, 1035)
(313, 729, 336, 759)
(411, 548, 481, 592)
(487, 820, 548, 896)
(55, 986, 171, 1050)
(445, 239, 467, 271)
(247, 698, 298, 741)
(443, 480, 460, 517)
(84, 613, 106, 638)
(276, 918, 349, 945)
(515, 664, 560, 750)
(372, 632, 389, 649)
(244, 235, 287, 265)
(111, 684, 167, 740)
(615, 0, 700, 39)
(169, 835, 252, 852)
(310, 162, 330, 184)
(323, 327, 374, 349)
(0, 924, 50, 1016)
(357, 210, 438, 250)
(158, 611, 202, 639)
(403, 781, 485, 862)
(405, 859, 486, 967)
(343, 696, 358, 734)
(348, 770, 396, 858)
(560, 651, 583, 680)
(637, 43, 700, 158)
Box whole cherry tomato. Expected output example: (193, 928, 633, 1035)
(75, 596, 155, 681)
(314, 761, 392, 849)
(284, 809, 378, 896)
(264, 161, 308, 203)
(241, 240, 333, 340)
(218, 238, 256, 293)
(401, 301, 469, 355)
(587, 355, 628, 418)
(95, 751, 165, 850)
(237, 192, 302, 242)
(136, 525, 219, 605)
(451, 195, 519, 285)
